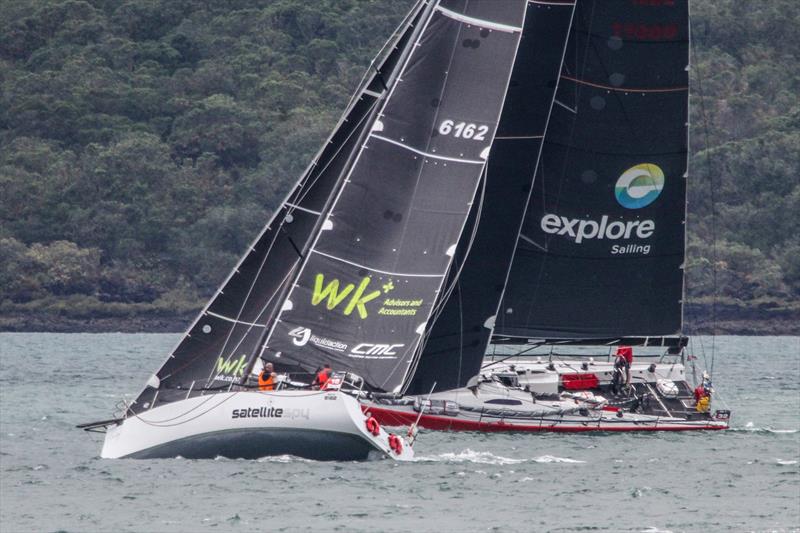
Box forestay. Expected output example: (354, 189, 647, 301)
(495, 0, 690, 340)
(264, 0, 528, 393)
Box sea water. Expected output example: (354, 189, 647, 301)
(0, 334, 798, 532)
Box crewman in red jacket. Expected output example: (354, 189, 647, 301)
(313, 364, 332, 390)
(611, 346, 633, 394)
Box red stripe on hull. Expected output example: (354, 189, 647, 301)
(364, 405, 727, 433)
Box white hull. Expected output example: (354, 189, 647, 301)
(366, 380, 729, 432)
(101, 390, 413, 461)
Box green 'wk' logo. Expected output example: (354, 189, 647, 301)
(312, 274, 389, 319)
(216, 354, 247, 376)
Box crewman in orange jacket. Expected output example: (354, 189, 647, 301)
(259, 362, 276, 391)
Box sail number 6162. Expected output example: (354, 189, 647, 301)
(438, 120, 488, 140)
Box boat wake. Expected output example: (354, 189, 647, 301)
(532, 454, 586, 464)
(731, 422, 799, 434)
(416, 449, 585, 465)
(208, 454, 317, 463)
(255, 454, 316, 463)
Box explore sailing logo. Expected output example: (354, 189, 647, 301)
(614, 163, 665, 209)
(537, 163, 667, 256)
(311, 274, 423, 319)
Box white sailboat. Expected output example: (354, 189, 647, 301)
(80, 0, 531, 460)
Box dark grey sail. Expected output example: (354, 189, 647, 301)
(131, 3, 428, 413)
(406, 0, 577, 395)
(494, 0, 690, 342)
(264, 0, 528, 394)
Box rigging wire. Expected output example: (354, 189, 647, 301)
(689, 17, 720, 379)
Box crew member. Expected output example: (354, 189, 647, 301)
(694, 373, 713, 413)
(313, 364, 332, 390)
(611, 346, 633, 394)
(618, 346, 633, 383)
(258, 362, 276, 391)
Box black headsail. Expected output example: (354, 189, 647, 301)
(406, 0, 577, 395)
(131, 2, 428, 413)
(263, 0, 528, 394)
(494, 0, 690, 342)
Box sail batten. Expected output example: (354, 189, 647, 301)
(309, 249, 447, 279)
(369, 134, 487, 164)
(435, 6, 523, 33)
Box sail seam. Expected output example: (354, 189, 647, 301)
(560, 75, 688, 93)
(495, 135, 544, 140)
(310, 249, 445, 279)
(370, 134, 485, 164)
(435, 6, 523, 33)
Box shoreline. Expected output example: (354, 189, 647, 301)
(2, 307, 798, 336)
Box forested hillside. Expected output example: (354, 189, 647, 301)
(1, 0, 797, 333)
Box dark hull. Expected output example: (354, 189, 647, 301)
(125, 427, 375, 461)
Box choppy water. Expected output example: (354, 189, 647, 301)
(1, 334, 798, 532)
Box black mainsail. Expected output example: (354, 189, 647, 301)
(494, 0, 690, 342)
(133, 0, 529, 411)
(264, 0, 528, 393)
(406, 0, 577, 395)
